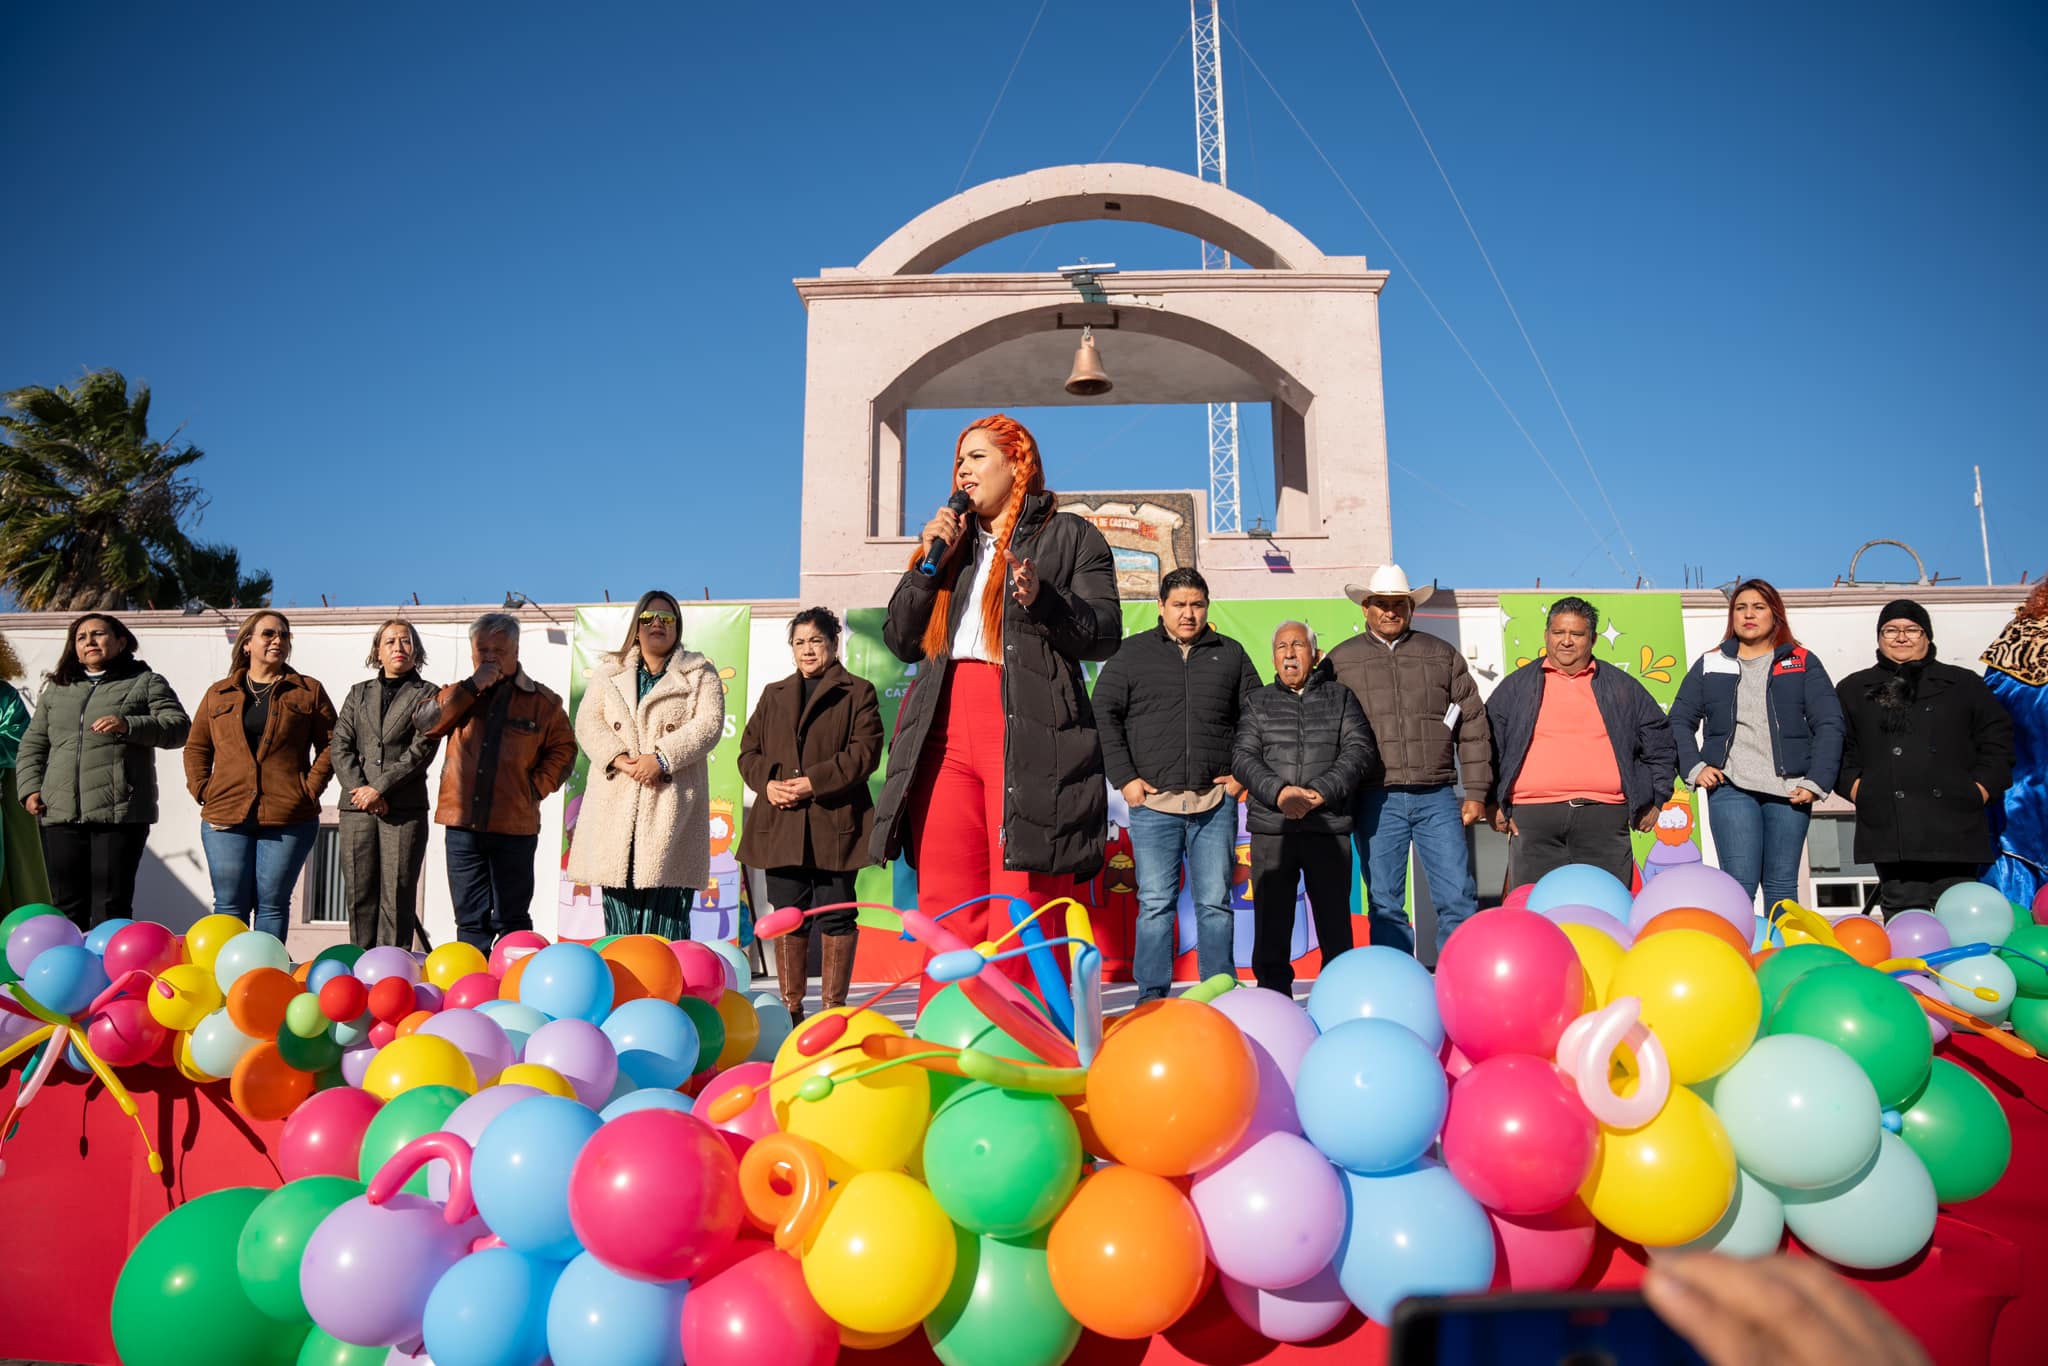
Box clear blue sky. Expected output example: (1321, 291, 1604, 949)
(5, 1, 2043, 608)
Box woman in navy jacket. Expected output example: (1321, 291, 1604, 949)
(1670, 580, 1845, 915)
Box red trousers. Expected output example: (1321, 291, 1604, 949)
(907, 662, 1070, 1010)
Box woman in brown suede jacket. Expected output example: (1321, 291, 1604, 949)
(184, 609, 337, 942)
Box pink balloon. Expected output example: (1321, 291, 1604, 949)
(693, 1061, 778, 1160)
(1489, 1200, 1598, 1291)
(1434, 909, 1585, 1064)
(280, 1086, 385, 1181)
(1220, 1263, 1353, 1343)
(1191, 1131, 1346, 1291)
(669, 941, 728, 1004)
(568, 1109, 744, 1282)
(86, 997, 167, 1067)
(1442, 1054, 1597, 1215)
(102, 922, 180, 980)
(444, 972, 502, 1011)
(1537, 903, 1637, 948)
(680, 1241, 837, 1366)
(1500, 884, 1535, 912)
(1626, 863, 1754, 937)
(488, 930, 549, 978)
(1442, 1040, 1475, 1082)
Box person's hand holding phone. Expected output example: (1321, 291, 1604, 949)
(1645, 1254, 1931, 1366)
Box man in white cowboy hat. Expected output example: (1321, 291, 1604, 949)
(1325, 564, 1493, 957)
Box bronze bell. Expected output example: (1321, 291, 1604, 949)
(1064, 327, 1112, 397)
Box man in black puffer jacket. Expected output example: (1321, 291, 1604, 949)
(1234, 621, 1378, 995)
(1095, 568, 1262, 1000)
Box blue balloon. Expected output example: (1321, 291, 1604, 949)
(1336, 1160, 1495, 1322)
(478, 999, 551, 1055)
(1527, 863, 1634, 922)
(545, 1251, 686, 1366)
(472, 1096, 603, 1260)
(601, 1088, 697, 1121)
(423, 1247, 564, 1366)
(1296, 1018, 1447, 1173)
(601, 998, 701, 1091)
(83, 918, 134, 955)
(519, 944, 614, 1025)
(24, 943, 110, 1016)
(306, 958, 351, 992)
(1305, 946, 1443, 1046)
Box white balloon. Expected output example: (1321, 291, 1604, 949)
(1940, 954, 2016, 1023)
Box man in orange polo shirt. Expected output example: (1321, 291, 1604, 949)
(1485, 597, 1677, 887)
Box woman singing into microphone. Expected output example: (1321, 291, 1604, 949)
(872, 414, 1122, 1007)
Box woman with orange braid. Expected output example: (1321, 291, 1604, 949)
(871, 415, 1122, 1009)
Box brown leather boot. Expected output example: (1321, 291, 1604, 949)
(776, 932, 809, 1026)
(820, 932, 858, 1012)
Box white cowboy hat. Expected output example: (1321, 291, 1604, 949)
(1344, 563, 1435, 607)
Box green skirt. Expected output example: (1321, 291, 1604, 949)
(601, 884, 696, 940)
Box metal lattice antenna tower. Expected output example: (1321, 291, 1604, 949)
(1192, 0, 1241, 534)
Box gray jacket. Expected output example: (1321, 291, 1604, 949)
(17, 660, 190, 825)
(331, 673, 441, 816)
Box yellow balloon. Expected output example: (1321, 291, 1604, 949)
(361, 1033, 477, 1101)
(423, 941, 490, 991)
(840, 1323, 917, 1350)
(770, 1007, 929, 1182)
(495, 1062, 577, 1099)
(801, 1171, 956, 1334)
(149, 962, 224, 1031)
(185, 914, 251, 972)
(1581, 1084, 1736, 1246)
(713, 990, 761, 1071)
(1560, 923, 1626, 1011)
(1607, 928, 1760, 1085)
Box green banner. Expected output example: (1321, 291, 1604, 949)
(558, 604, 752, 941)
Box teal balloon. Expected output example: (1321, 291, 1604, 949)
(1934, 881, 2015, 948)
(1778, 1132, 1937, 1270)
(2012, 994, 2048, 1051)
(1709, 1034, 1880, 1189)
(675, 994, 725, 1074)
(1754, 943, 1853, 1027)
(356, 1084, 467, 1194)
(1999, 925, 2048, 997)
(1767, 964, 1932, 1109)
(914, 984, 1046, 1107)
(1899, 1057, 2011, 1204)
(923, 1083, 1081, 1237)
(1648, 1168, 1784, 1260)
(295, 1325, 389, 1366)
(237, 1176, 366, 1323)
(1940, 953, 2016, 1023)
(926, 1226, 1080, 1366)
(112, 1187, 306, 1366)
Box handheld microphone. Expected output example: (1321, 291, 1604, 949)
(917, 491, 975, 577)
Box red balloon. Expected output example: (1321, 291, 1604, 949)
(568, 1109, 744, 1282)
(278, 1085, 384, 1181)
(319, 975, 369, 1023)
(680, 1241, 837, 1366)
(1442, 1054, 1596, 1215)
(1490, 1200, 1598, 1291)
(102, 922, 181, 980)
(367, 976, 417, 1025)
(1442, 1040, 1475, 1082)
(443, 972, 501, 1012)
(1434, 909, 1585, 1063)
(87, 997, 169, 1067)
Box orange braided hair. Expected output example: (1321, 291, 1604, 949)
(911, 414, 1049, 662)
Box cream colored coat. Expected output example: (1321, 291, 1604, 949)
(567, 647, 725, 891)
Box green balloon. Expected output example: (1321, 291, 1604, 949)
(923, 1083, 1081, 1237)
(914, 984, 1049, 1106)
(312, 944, 364, 968)
(283, 993, 329, 1039)
(1755, 943, 1854, 1027)
(2000, 925, 2048, 998)
(2014, 900, 2036, 930)
(236, 1176, 365, 1323)
(2009, 994, 2048, 1052)
(592, 934, 622, 952)
(0, 903, 64, 985)
(1899, 1057, 2011, 1203)
(296, 1325, 390, 1366)
(926, 1225, 1080, 1366)
(676, 995, 725, 1073)
(1768, 964, 1932, 1109)
(112, 1187, 306, 1366)
(356, 1084, 466, 1193)
(275, 1022, 342, 1074)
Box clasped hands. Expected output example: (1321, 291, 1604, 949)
(609, 753, 667, 789)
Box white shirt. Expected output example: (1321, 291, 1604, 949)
(950, 528, 1001, 664)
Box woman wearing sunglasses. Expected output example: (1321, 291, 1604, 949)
(569, 590, 726, 939)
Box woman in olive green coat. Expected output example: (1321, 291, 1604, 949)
(16, 613, 190, 930)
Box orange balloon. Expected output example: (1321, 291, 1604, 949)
(1046, 1166, 1206, 1338)
(293, 960, 313, 987)
(229, 1041, 315, 1121)
(1639, 907, 1752, 959)
(500, 953, 532, 1000)
(226, 967, 302, 1038)
(395, 1009, 435, 1037)
(1082, 998, 1254, 1175)
(601, 935, 685, 1004)
(1832, 915, 1894, 968)
(1751, 945, 1781, 969)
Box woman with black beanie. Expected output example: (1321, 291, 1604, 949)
(1837, 598, 2015, 917)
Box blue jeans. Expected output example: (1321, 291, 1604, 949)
(199, 819, 319, 941)
(1127, 800, 1237, 997)
(1707, 784, 1810, 915)
(1354, 784, 1479, 954)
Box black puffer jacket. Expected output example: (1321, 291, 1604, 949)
(871, 492, 1122, 877)
(1232, 662, 1378, 836)
(1837, 657, 2013, 864)
(1094, 623, 1262, 791)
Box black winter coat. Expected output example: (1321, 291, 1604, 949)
(1094, 623, 1262, 792)
(1232, 663, 1378, 836)
(1837, 657, 2014, 864)
(871, 492, 1122, 877)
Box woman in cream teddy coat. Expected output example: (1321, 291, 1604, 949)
(568, 590, 725, 938)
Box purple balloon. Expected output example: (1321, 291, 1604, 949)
(1896, 973, 1952, 1046)
(1220, 1263, 1353, 1343)
(521, 1018, 618, 1109)
(1628, 863, 1754, 936)
(339, 1040, 377, 1088)
(1212, 986, 1321, 1145)
(412, 982, 445, 1013)
(356, 946, 423, 988)
(6, 914, 83, 978)
(1534, 903, 1636, 948)
(1192, 1131, 1346, 1291)
(301, 1194, 479, 1348)
(428, 1083, 544, 1202)
(419, 1009, 516, 1087)
(1887, 911, 1951, 960)
(0, 987, 35, 1051)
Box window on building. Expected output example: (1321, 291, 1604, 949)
(1807, 813, 1877, 912)
(302, 826, 348, 924)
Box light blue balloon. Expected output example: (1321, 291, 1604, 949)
(472, 1096, 603, 1260)
(1750, 915, 1785, 952)
(1305, 946, 1443, 1047)
(701, 938, 751, 994)
(83, 918, 134, 955)
(1710, 1034, 1880, 1189)
(748, 993, 792, 1063)
(23, 943, 109, 1016)
(1295, 1018, 1446, 1174)
(519, 943, 614, 1025)
(188, 1009, 262, 1078)
(1335, 1160, 1494, 1322)
(305, 958, 351, 992)
(1648, 1168, 1785, 1261)
(1778, 1131, 1937, 1271)
(1940, 953, 2016, 1022)
(478, 1000, 551, 1056)
(213, 928, 291, 993)
(1527, 863, 1634, 922)
(545, 1251, 686, 1366)
(1934, 881, 2015, 949)
(422, 1247, 563, 1366)
(600, 998, 700, 1091)
(601, 1088, 697, 1121)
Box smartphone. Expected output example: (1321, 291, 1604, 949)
(1389, 1291, 1707, 1366)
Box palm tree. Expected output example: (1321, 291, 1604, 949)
(0, 370, 206, 610)
(174, 540, 273, 610)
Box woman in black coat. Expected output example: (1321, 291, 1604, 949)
(1837, 599, 2014, 917)
(870, 414, 1121, 1009)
